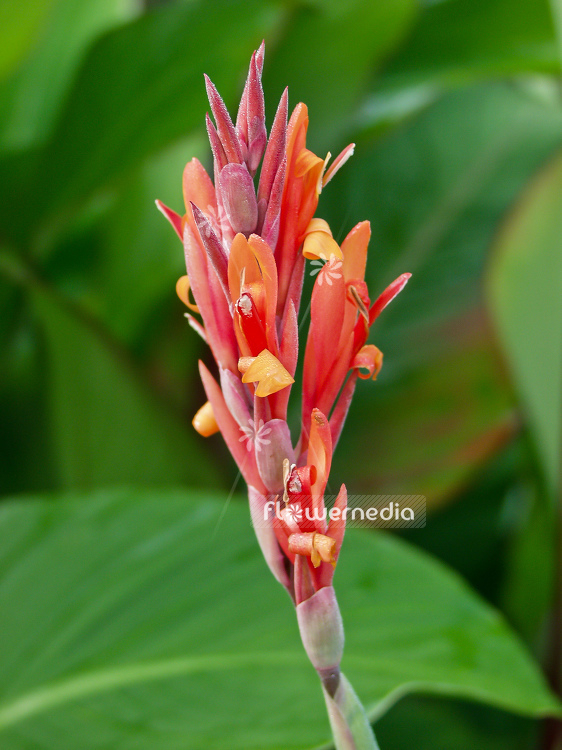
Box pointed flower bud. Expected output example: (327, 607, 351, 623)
(296, 586, 344, 672)
(218, 163, 258, 235)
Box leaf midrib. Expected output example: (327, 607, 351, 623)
(0, 651, 304, 730)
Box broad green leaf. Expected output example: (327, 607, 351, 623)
(487, 150, 562, 497)
(0, 0, 138, 152)
(29, 283, 219, 489)
(321, 82, 562, 501)
(0, 489, 558, 750)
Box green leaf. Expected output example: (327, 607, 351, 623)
(29, 282, 219, 489)
(376, 694, 537, 750)
(0, 0, 56, 83)
(487, 149, 562, 497)
(0, 489, 558, 749)
(98, 134, 208, 344)
(0, 0, 137, 152)
(376, 0, 559, 94)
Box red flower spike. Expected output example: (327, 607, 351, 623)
(158, 45, 412, 750)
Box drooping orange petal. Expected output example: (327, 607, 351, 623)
(241, 349, 294, 397)
(352, 344, 383, 380)
(304, 218, 332, 236)
(302, 230, 343, 261)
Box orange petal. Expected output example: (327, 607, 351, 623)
(352, 344, 383, 380)
(313, 533, 337, 567)
(295, 148, 324, 178)
(341, 221, 370, 283)
(307, 408, 332, 505)
(241, 349, 294, 397)
(176, 275, 200, 313)
(304, 218, 332, 237)
(228, 233, 262, 305)
(192, 400, 219, 436)
(303, 230, 343, 261)
(288, 531, 337, 568)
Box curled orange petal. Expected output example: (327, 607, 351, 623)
(302, 227, 343, 261)
(304, 218, 333, 237)
(352, 344, 383, 380)
(295, 148, 324, 178)
(176, 275, 200, 313)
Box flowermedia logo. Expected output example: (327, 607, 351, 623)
(259, 495, 426, 529)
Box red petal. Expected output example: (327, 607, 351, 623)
(369, 272, 411, 325)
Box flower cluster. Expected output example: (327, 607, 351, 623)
(158, 43, 409, 746)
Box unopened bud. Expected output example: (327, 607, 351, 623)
(218, 163, 258, 235)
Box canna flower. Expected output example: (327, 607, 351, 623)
(158, 43, 409, 750)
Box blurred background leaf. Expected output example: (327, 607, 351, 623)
(0, 490, 558, 750)
(0, 0, 139, 152)
(487, 148, 562, 500)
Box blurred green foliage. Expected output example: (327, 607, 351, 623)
(0, 0, 561, 747)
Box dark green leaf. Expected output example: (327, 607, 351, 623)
(30, 283, 219, 489)
(263, 0, 417, 152)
